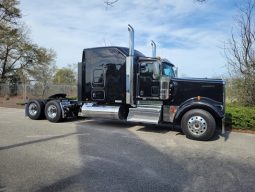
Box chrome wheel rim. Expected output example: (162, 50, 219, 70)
(187, 116, 207, 136)
(47, 105, 57, 119)
(28, 103, 38, 116)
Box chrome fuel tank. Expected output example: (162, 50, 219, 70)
(81, 103, 123, 120)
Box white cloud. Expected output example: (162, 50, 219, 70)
(20, 0, 236, 77)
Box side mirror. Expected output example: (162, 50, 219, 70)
(174, 67, 178, 77)
(140, 63, 147, 71)
(153, 61, 160, 79)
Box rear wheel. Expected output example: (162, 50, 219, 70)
(45, 100, 62, 123)
(181, 109, 216, 141)
(26, 100, 45, 120)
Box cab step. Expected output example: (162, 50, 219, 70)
(127, 106, 161, 124)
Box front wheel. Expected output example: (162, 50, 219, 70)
(45, 100, 62, 123)
(181, 109, 216, 141)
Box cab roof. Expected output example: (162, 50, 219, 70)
(83, 46, 145, 57)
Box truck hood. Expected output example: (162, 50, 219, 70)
(172, 77, 224, 84)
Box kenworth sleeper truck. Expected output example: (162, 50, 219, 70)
(26, 25, 225, 141)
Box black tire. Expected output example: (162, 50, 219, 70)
(26, 99, 45, 120)
(181, 109, 216, 141)
(45, 100, 62, 123)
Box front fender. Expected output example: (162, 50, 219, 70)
(174, 97, 224, 122)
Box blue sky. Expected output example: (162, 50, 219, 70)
(20, 0, 241, 77)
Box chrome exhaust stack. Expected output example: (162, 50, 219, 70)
(151, 40, 156, 57)
(128, 24, 134, 56)
(126, 24, 135, 106)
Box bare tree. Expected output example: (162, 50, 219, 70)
(225, 0, 255, 106)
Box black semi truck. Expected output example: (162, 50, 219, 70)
(26, 25, 225, 141)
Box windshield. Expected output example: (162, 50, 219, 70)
(162, 62, 175, 77)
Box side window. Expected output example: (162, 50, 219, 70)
(140, 63, 153, 76)
(93, 69, 104, 86)
(162, 63, 175, 77)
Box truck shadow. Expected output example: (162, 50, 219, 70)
(0, 185, 6, 192)
(74, 119, 221, 141)
(35, 123, 194, 192)
(75, 119, 177, 133)
(74, 119, 138, 128)
(35, 117, 248, 192)
(137, 125, 221, 141)
(136, 124, 179, 134)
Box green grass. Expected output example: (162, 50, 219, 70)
(225, 104, 255, 130)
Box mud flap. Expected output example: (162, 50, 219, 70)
(25, 103, 28, 116)
(222, 117, 225, 134)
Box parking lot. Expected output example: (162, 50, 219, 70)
(0, 107, 255, 192)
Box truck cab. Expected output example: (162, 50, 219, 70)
(137, 58, 175, 100)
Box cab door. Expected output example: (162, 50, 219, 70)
(91, 67, 105, 101)
(137, 62, 160, 98)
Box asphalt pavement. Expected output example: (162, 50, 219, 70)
(0, 107, 255, 192)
